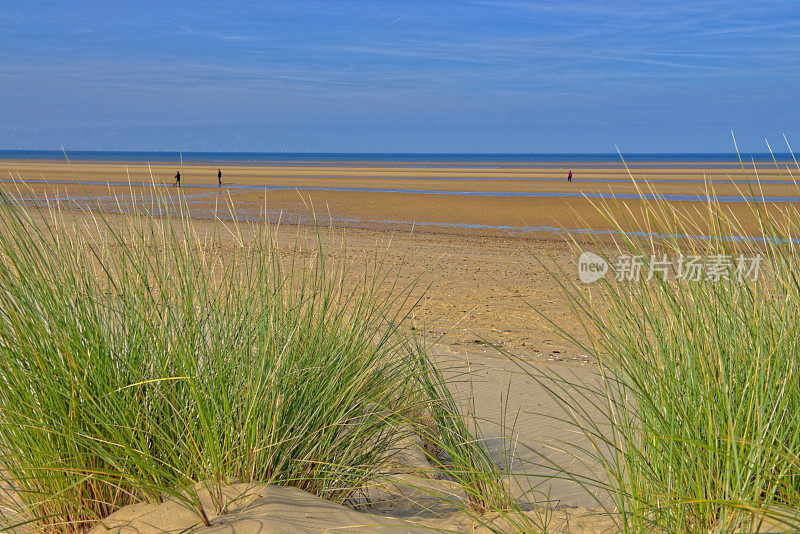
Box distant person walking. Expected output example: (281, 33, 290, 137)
(175, 170, 181, 187)
(217, 169, 222, 187)
(567, 170, 572, 182)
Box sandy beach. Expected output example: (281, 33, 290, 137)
(9, 157, 775, 355)
(3, 159, 798, 241)
(1, 158, 795, 532)
(6, 1, 799, 530)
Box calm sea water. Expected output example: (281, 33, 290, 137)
(0, 150, 795, 166)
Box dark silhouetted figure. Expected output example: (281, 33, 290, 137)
(175, 171, 181, 187)
(218, 169, 222, 186)
(568, 170, 572, 182)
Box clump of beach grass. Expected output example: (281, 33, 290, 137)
(410, 338, 518, 516)
(524, 147, 800, 532)
(0, 186, 502, 534)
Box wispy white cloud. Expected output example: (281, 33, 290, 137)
(697, 20, 800, 36)
(1, 0, 798, 151)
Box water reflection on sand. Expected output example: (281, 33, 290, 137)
(4, 177, 800, 203)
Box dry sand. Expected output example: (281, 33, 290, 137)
(88, 482, 614, 534)
(2, 158, 792, 533)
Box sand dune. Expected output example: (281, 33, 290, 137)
(3, 158, 795, 532)
(91, 482, 614, 534)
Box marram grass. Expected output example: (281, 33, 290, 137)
(0, 188, 495, 533)
(529, 155, 800, 532)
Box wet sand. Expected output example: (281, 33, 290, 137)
(2, 159, 798, 241)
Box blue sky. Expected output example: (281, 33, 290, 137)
(1, 1, 799, 152)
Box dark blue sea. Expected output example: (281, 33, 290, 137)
(0, 150, 795, 166)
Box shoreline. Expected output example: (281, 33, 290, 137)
(1, 152, 797, 167)
(1, 158, 797, 246)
